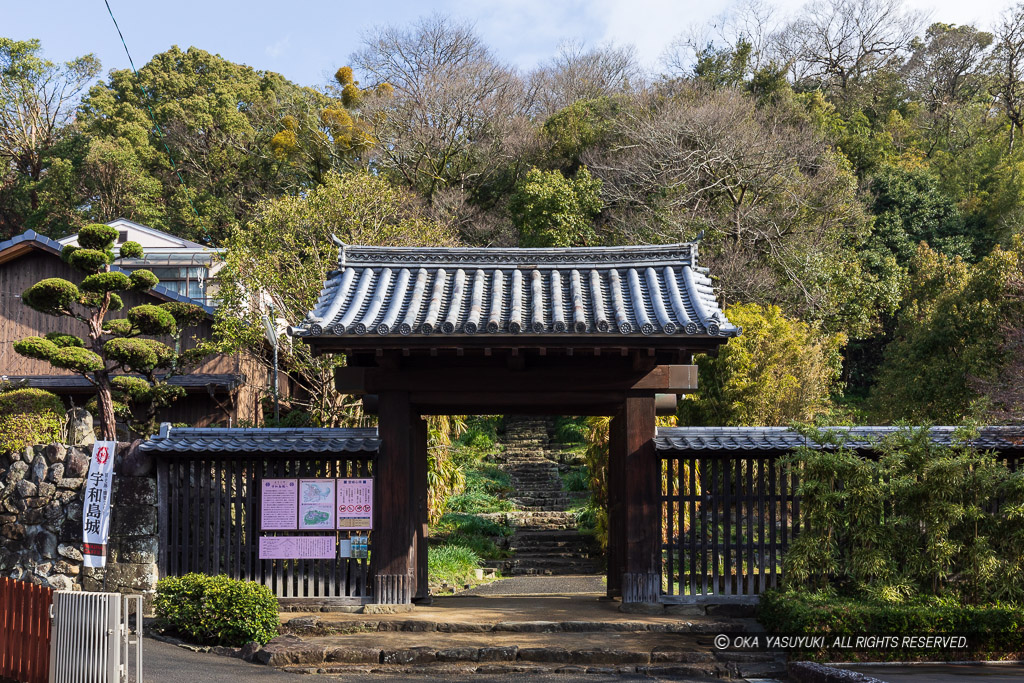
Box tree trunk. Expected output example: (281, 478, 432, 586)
(94, 371, 117, 441)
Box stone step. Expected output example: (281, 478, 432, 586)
(261, 627, 784, 680)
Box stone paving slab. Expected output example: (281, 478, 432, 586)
(282, 591, 735, 629)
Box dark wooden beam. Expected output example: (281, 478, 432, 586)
(607, 412, 626, 599)
(621, 394, 659, 604)
(337, 365, 697, 395)
(411, 416, 429, 603)
(371, 392, 415, 604)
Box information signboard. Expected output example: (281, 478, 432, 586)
(298, 479, 336, 530)
(261, 479, 298, 530)
(337, 478, 373, 529)
(259, 535, 335, 559)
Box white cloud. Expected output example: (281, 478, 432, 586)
(265, 34, 291, 59)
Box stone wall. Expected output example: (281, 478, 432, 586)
(0, 441, 159, 603)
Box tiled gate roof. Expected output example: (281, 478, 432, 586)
(655, 426, 1024, 452)
(289, 242, 740, 340)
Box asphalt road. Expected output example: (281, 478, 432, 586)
(843, 663, 1024, 682)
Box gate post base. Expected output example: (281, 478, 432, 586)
(374, 573, 413, 604)
(622, 572, 660, 604)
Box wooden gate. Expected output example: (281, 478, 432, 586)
(0, 577, 53, 683)
(157, 453, 374, 601)
(660, 452, 802, 602)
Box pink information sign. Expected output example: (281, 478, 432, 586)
(259, 535, 335, 559)
(260, 479, 298, 530)
(337, 478, 373, 530)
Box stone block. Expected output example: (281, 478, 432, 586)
(36, 482, 55, 500)
(30, 456, 48, 484)
(361, 603, 414, 614)
(569, 649, 650, 665)
(33, 529, 58, 558)
(6, 461, 29, 485)
(518, 647, 569, 663)
(53, 561, 78, 575)
(57, 478, 84, 490)
(112, 506, 156, 537)
(114, 477, 156, 506)
(43, 444, 67, 465)
(436, 647, 480, 662)
(381, 647, 436, 665)
(325, 647, 382, 663)
(105, 562, 158, 592)
(254, 635, 326, 666)
(65, 450, 89, 478)
(1, 522, 25, 541)
(47, 463, 64, 484)
(14, 480, 37, 498)
(116, 536, 158, 564)
(57, 544, 82, 561)
(478, 646, 518, 662)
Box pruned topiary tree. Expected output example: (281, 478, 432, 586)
(13, 223, 207, 439)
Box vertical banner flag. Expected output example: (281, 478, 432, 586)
(82, 441, 116, 568)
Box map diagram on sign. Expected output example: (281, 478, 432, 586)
(298, 478, 336, 530)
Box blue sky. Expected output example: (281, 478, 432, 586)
(3, 0, 1014, 88)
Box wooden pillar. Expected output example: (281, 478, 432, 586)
(371, 392, 415, 604)
(411, 416, 430, 603)
(606, 413, 626, 598)
(621, 394, 659, 604)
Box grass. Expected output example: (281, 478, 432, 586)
(428, 545, 483, 589)
(560, 465, 590, 492)
(432, 512, 513, 560)
(445, 463, 516, 514)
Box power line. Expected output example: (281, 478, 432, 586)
(101, 0, 212, 244)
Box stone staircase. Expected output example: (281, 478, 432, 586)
(482, 416, 600, 576)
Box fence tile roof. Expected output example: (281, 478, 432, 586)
(139, 425, 380, 453)
(289, 242, 739, 339)
(655, 426, 1024, 452)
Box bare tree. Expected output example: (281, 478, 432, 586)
(528, 41, 645, 118)
(585, 85, 877, 330)
(992, 5, 1024, 152)
(351, 15, 531, 203)
(773, 0, 925, 95)
(663, 0, 779, 79)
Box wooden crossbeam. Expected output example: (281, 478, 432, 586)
(336, 364, 697, 395)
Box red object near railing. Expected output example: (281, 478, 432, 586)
(0, 577, 53, 683)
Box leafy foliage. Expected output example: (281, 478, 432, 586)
(679, 303, 846, 426)
(509, 166, 602, 247)
(758, 591, 1024, 658)
(0, 388, 65, 454)
(13, 227, 206, 437)
(783, 426, 1024, 604)
(154, 573, 279, 646)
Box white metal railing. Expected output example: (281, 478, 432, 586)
(48, 592, 142, 683)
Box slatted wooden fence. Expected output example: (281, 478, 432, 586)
(661, 450, 1024, 603)
(0, 577, 53, 683)
(157, 453, 374, 602)
(660, 452, 801, 602)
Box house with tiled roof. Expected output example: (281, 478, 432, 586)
(0, 221, 261, 431)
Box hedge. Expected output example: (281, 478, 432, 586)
(758, 590, 1024, 660)
(155, 573, 279, 646)
(0, 388, 65, 454)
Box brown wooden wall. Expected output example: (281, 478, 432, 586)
(0, 247, 260, 426)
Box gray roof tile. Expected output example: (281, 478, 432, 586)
(0, 230, 215, 315)
(139, 425, 380, 454)
(655, 426, 1024, 452)
(289, 242, 739, 339)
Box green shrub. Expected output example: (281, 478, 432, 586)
(433, 512, 513, 560)
(155, 573, 279, 646)
(561, 466, 590, 492)
(118, 241, 144, 259)
(758, 590, 1024, 659)
(0, 388, 65, 454)
(428, 545, 482, 587)
(553, 417, 587, 444)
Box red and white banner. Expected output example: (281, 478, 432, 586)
(82, 441, 116, 568)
